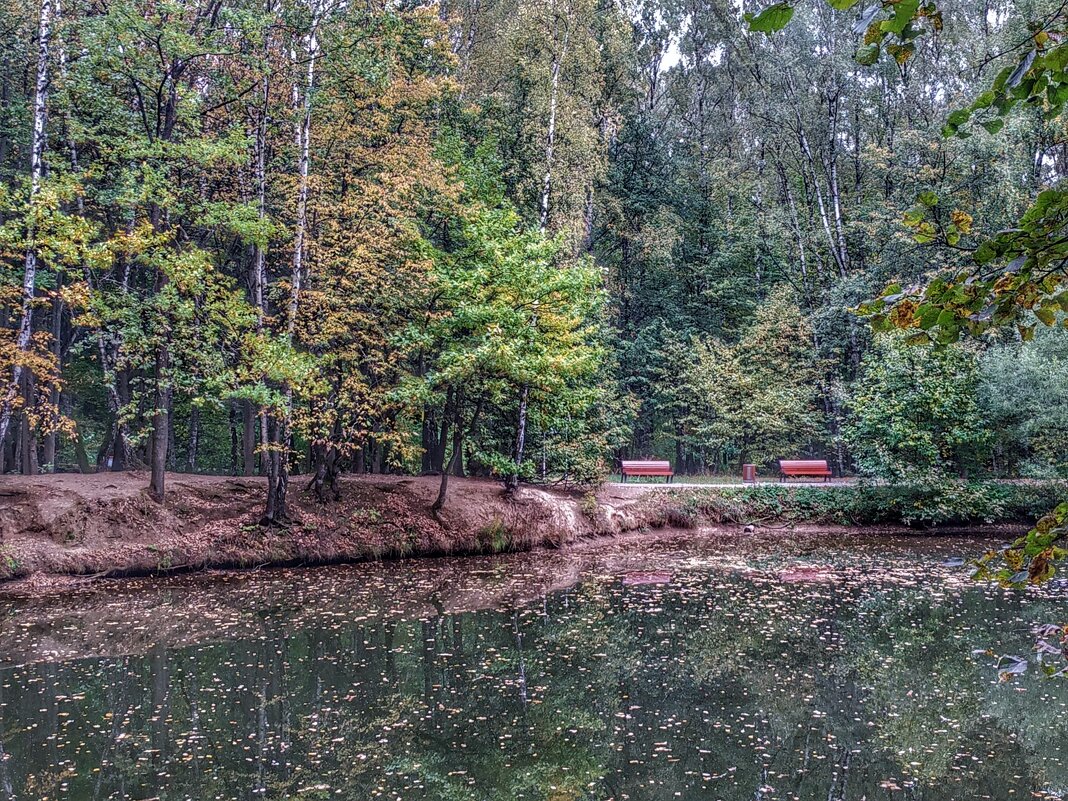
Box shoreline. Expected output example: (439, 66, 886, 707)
(0, 471, 1042, 592)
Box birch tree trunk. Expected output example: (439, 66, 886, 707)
(795, 119, 845, 279)
(264, 9, 317, 524)
(0, 0, 53, 452)
(538, 10, 569, 233)
(825, 90, 849, 276)
(777, 160, 809, 285)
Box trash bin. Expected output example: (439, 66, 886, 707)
(742, 464, 756, 483)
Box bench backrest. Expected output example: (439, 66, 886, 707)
(779, 460, 830, 473)
(622, 460, 673, 473)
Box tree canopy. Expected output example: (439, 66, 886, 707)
(1, 0, 1067, 538)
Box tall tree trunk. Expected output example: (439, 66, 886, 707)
(505, 385, 529, 491)
(287, 29, 315, 343)
(261, 409, 289, 525)
(41, 274, 63, 471)
(186, 406, 200, 472)
(19, 374, 38, 475)
(435, 387, 453, 473)
(0, 0, 53, 448)
(242, 400, 256, 476)
(148, 346, 170, 502)
(166, 390, 176, 470)
(421, 405, 435, 474)
(263, 12, 317, 525)
(229, 402, 240, 476)
(248, 51, 270, 480)
(538, 14, 569, 232)
(451, 424, 465, 477)
(825, 91, 849, 276)
(432, 395, 482, 513)
(790, 94, 846, 279)
(781, 168, 810, 285)
(98, 336, 128, 471)
(71, 425, 90, 473)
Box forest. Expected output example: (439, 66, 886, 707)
(2, 0, 1068, 526)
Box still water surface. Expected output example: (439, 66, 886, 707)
(0, 532, 1065, 800)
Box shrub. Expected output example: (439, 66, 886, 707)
(652, 481, 1068, 528)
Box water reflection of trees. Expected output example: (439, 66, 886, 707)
(0, 561, 1064, 800)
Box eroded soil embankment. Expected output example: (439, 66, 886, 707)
(0, 472, 1026, 589)
(0, 472, 668, 583)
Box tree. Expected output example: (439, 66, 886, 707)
(671, 287, 822, 470)
(0, 0, 54, 455)
(416, 205, 604, 510)
(845, 333, 988, 481)
(980, 326, 1068, 478)
(292, 4, 457, 505)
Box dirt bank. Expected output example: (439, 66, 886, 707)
(0, 472, 668, 583)
(0, 472, 1024, 589)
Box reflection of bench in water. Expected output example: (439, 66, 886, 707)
(620, 460, 674, 483)
(778, 459, 833, 482)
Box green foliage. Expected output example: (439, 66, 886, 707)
(668, 287, 822, 468)
(980, 326, 1068, 478)
(844, 333, 988, 481)
(670, 480, 1068, 527)
(744, 3, 794, 33)
(745, 0, 942, 65)
(414, 198, 611, 486)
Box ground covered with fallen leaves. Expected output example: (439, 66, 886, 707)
(0, 472, 662, 582)
(0, 532, 1065, 800)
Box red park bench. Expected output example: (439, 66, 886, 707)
(621, 460, 674, 483)
(779, 459, 833, 482)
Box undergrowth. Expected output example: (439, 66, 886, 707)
(649, 480, 1068, 528)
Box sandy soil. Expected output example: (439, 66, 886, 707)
(0, 471, 658, 584)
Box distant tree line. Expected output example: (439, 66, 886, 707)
(1, 0, 1067, 519)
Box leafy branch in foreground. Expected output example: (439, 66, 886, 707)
(744, 0, 942, 66)
(973, 502, 1068, 586)
(747, 0, 1068, 679)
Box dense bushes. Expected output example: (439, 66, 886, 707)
(845, 334, 989, 481)
(650, 481, 1068, 529)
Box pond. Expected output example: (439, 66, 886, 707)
(0, 531, 1065, 800)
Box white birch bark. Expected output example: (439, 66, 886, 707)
(288, 22, 317, 338)
(538, 7, 569, 233)
(0, 0, 54, 449)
